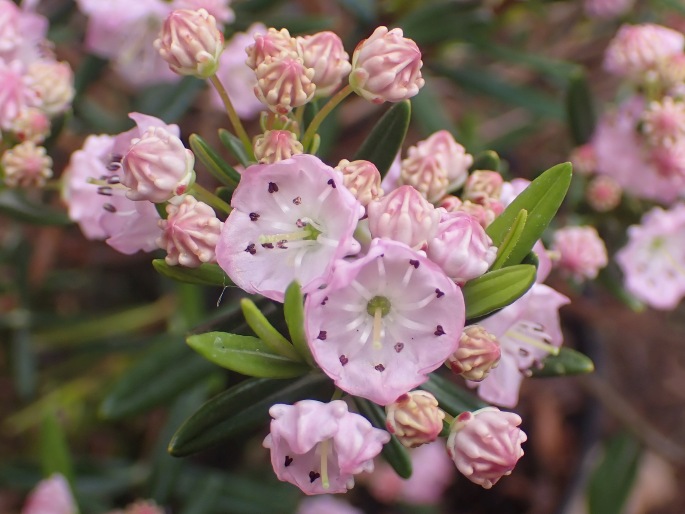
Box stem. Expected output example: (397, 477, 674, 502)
(190, 182, 232, 215)
(301, 85, 353, 151)
(209, 74, 254, 160)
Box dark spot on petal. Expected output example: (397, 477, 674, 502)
(103, 203, 116, 213)
(375, 364, 385, 372)
(435, 288, 444, 298)
(309, 471, 320, 483)
(317, 331, 327, 340)
(339, 355, 348, 366)
(268, 182, 278, 193)
(97, 186, 113, 196)
(394, 342, 404, 353)
(321, 296, 328, 306)
(519, 349, 530, 357)
(327, 178, 336, 188)
(249, 212, 260, 221)
(409, 259, 419, 268)
(293, 196, 302, 205)
(434, 325, 446, 336)
(261, 242, 274, 249)
(245, 243, 256, 255)
(284, 456, 293, 467)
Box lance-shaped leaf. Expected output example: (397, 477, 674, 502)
(284, 282, 314, 366)
(41, 411, 75, 486)
(530, 347, 595, 377)
(353, 100, 411, 177)
(187, 332, 310, 378)
(219, 128, 251, 168)
(0, 190, 71, 225)
(486, 162, 572, 265)
(462, 264, 536, 320)
(189, 134, 241, 187)
(240, 298, 303, 362)
(470, 150, 501, 172)
(168, 373, 333, 457)
(490, 209, 527, 271)
(566, 69, 597, 146)
(152, 259, 231, 287)
(420, 372, 487, 416)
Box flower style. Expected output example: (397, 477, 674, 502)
(299, 31, 351, 97)
(21, 474, 76, 514)
(446, 407, 527, 489)
(552, 226, 608, 281)
(335, 159, 383, 207)
(305, 238, 464, 405)
(447, 324, 501, 382)
(385, 390, 444, 447)
(616, 203, 685, 310)
(215, 154, 363, 302)
(2, 141, 52, 188)
(253, 130, 304, 164)
(263, 400, 390, 495)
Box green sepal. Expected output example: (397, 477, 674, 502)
(353, 100, 411, 177)
(470, 150, 501, 172)
(187, 332, 310, 378)
(566, 69, 597, 146)
(463, 264, 536, 320)
(284, 282, 315, 366)
(219, 128, 251, 168)
(240, 298, 303, 362)
(486, 162, 572, 265)
(152, 259, 231, 287)
(0, 190, 71, 225)
(354, 398, 413, 479)
(189, 133, 241, 187)
(490, 209, 527, 271)
(530, 347, 595, 377)
(168, 373, 333, 457)
(420, 372, 487, 416)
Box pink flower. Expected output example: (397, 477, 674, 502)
(616, 203, 685, 309)
(641, 97, 685, 146)
(0, 0, 48, 63)
(297, 496, 363, 514)
(552, 226, 608, 281)
(2, 141, 52, 188)
(215, 154, 363, 302)
(253, 130, 303, 164)
(263, 400, 390, 495)
(299, 31, 351, 97)
(171, 0, 234, 25)
(11, 107, 51, 143)
(385, 390, 444, 448)
(335, 159, 383, 207)
(245, 27, 299, 71)
(447, 324, 501, 382)
(463, 171, 503, 204)
(27, 60, 74, 116)
(570, 143, 597, 175)
(586, 175, 622, 212)
(21, 474, 76, 514)
(446, 407, 526, 489)
(584, 0, 634, 19)
(0, 59, 38, 130)
(305, 238, 464, 405)
(254, 55, 316, 114)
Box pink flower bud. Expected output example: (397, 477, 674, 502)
(21, 474, 76, 514)
(447, 325, 501, 381)
(427, 211, 498, 283)
(121, 126, 195, 203)
(27, 60, 74, 116)
(570, 143, 597, 175)
(245, 27, 300, 71)
(446, 407, 527, 489)
(155, 8, 224, 78)
(350, 26, 425, 104)
(253, 129, 303, 163)
(385, 391, 444, 448)
(552, 226, 608, 281)
(299, 31, 351, 97)
(157, 195, 222, 267)
(586, 175, 622, 212)
(11, 107, 50, 143)
(642, 97, 685, 146)
(442, 198, 502, 229)
(254, 56, 316, 114)
(336, 159, 383, 206)
(367, 185, 440, 249)
(463, 171, 503, 204)
(2, 140, 52, 188)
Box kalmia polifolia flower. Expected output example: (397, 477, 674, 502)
(641, 97, 685, 146)
(335, 159, 383, 207)
(2, 141, 52, 188)
(254, 55, 316, 114)
(367, 185, 440, 249)
(349, 26, 425, 104)
(121, 125, 195, 202)
(426, 211, 497, 284)
(463, 170, 503, 204)
(263, 400, 390, 495)
(586, 175, 622, 212)
(12, 107, 50, 143)
(297, 496, 363, 514)
(157, 195, 222, 267)
(616, 203, 685, 309)
(27, 60, 74, 116)
(305, 238, 464, 405)
(552, 226, 608, 281)
(570, 143, 597, 175)
(439, 196, 501, 229)
(0, 59, 38, 130)
(0, 0, 47, 63)
(446, 325, 501, 382)
(583, 0, 634, 19)
(650, 141, 685, 180)
(253, 130, 303, 164)
(245, 27, 299, 70)
(446, 407, 527, 489)
(172, 0, 234, 24)
(299, 31, 351, 97)
(21, 474, 76, 514)
(216, 154, 363, 302)
(385, 390, 444, 448)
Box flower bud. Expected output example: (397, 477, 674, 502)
(155, 8, 224, 78)
(552, 226, 608, 281)
(385, 391, 444, 448)
(586, 175, 622, 212)
(253, 129, 303, 164)
(27, 60, 74, 116)
(350, 26, 424, 104)
(446, 325, 501, 381)
(121, 126, 195, 203)
(254, 56, 316, 114)
(651, 141, 685, 179)
(11, 107, 50, 143)
(245, 28, 300, 71)
(336, 159, 383, 206)
(463, 171, 503, 204)
(641, 97, 685, 146)
(21, 474, 76, 514)
(441, 198, 502, 229)
(570, 143, 597, 175)
(446, 407, 527, 489)
(299, 31, 351, 97)
(657, 53, 685, 92)
(2, 141, 52, 188)
(367, 185, 440, 249)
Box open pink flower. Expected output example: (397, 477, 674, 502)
(21, 474, 76, 514)
(305, 238, 464, 405)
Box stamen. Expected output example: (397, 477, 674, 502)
(505, 321, 560, 355)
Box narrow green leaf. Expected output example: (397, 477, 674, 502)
(284, 282, 315, 366)
(355, 398, 412, 479)
(240, 298, 302, 362)
(531, 347, 595, 377)
(40, 411, 74, 485)
(486, 162, 573, 265)
(180, 474, 223, 514)
(470, 150, 500, 172)
(420, 372, 487, 415)
(566, 69, 597, 146)
(219, 128, 251, 168)
(490, 209, 527, 271)
(152, 259, 231, 287)
(588, 434, 642, 514)
(463, 265, 536, 320)
(353, 100, 411, 177)
(189, 134, 241, 187)
(168, 374, 333, 456)
(0, 190, 71, 225)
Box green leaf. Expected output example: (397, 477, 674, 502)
(40, 411, 74, 485)
(284, 282, 314, 366)
(486, 162, 573, 265)
(240, 298, 302, 362)
(134, 77, 204, 123)
(399, 0, 482, 46)
(219, 128, 251, 168)
(566, 69, 597, 146)
(354, 398, 412, 479)
(490, 209, 527, 271)
(152, 259, 231, 287)
(189, 134, 241, 187)
(531, 347, 595, 377)
(168, 374, 333, 457)
(411, 76, 456, 137)
(420, 372, 487, 415)
(353, 100, 411, 177)
(463, 264, 536, 320)
(470, 150, 501, 172)
(0, 190, 71, 225)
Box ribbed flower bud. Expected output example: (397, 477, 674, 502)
(299, 31, 351, 97)
(2, 141, 52, 188)
(350, 26, 425, 104)
(27, 60, 74, 116)
(642, 97, 685, 146)
(245, 28, 300, 71)
(446, 325, 501, 381)
(11, 107, 50, 143)
(367, 185, 440, 249)
(121, 126, 195, 203)
(441, 197, 502, 229)
(385, 391, 444, 448)
(155, 8, 224, 78)
(586, 175, 622, 212)
(463, 171, 503, 204)
(446, 407, 526, 489)
(157, 195, 222, 268)
(253, 130, 303, 164)
(336, 159, 383, 206)
(254, 56, 316, 114)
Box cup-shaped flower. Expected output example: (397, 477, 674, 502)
(349, 26, 424, 104)
(586, 175, 622, 212)
(447, 325, 501, 382)
(305, 239, 464, 405)
(2, 141, 52, 188)
(155, 8, 224, 78)
(426, 211, 497, 284)
(446, 407, 527, 489)
(121, 126, 195, 203)
(336, 159, 383, 206)
(215, 154, 363, 302)
(367, 185, 440, 249)
(385, 391, 444, 448)
(299, 31, 351, 97)
(254, 55, 316, 114)
(263, 400, 390, 495)
(254, 129, 304, 164)
(552, 226, 608, 281)
(463, 171, 503, 204)
(21, 474, 76, 514)
(245, 27, 300, 71)
(27, 60, 74, 116)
